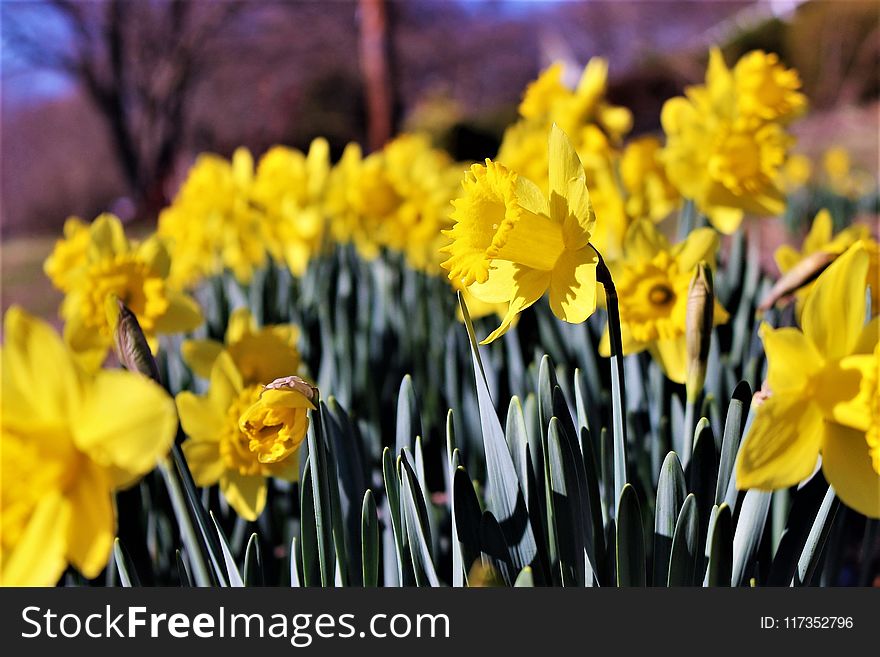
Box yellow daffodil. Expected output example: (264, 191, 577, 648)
(619, 136, 681, 223)
(176, 354, 314, 521)
(497, 60, 633, 258)
(661, 48, 803, 233)
(158, 148, 268, 287)
(442, 125, 599, 344)
(737, 243, 880, 518)
(252, 139, 330, 276)
(326, 134, 462, 272)
(49, 213, 202, 371)
(733, 50, 806, 123)
(239, 375, 317, 464)
(773, 210, 878, 316)
(181, 307, 300, 386)
(1, 308, 177, 585)
(599, 220, 729, 383)
(777, 152, 812, 193)
(43, 217, 90, 292)
(821, 146, 875, 199)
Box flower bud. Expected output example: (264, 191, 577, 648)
(686, 262, 714, 402)
(758, 250, 835, 312)
(107, 296, 161, 382)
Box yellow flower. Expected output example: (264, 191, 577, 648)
(43, 217, 91, 292)
(821, 146, 875, 198)
(50, 214, 202, 371)
(733, 50, 806, 123)
(1, 308, 177, 585)
(619, 136, 681, 223)
(158, 148, 267, 287)
(252, 139, 330, 276)
(777, 152, 812, 193)
(181, 307, 300, 386)
(442, 125, 599, 344)
(660, 47, 801, 233)
(599, 220, 729, 383)
(737, 243, 880, 518)
(326, 134, 462, 272)
(176, 354, 314, 521)
(239, 376, 317, 464)
(774, 210, 878, 315)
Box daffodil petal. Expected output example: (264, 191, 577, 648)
(649, 336, 688, 384)
(774, 244, 801, 273)
(802, 209, 833, 255)
(548, 247, 598, 324)
(0, 490, 70, 586)
(176, 391, 224, 443)
(181, 339, 224, 379)
(675, 227, 719, 272)
(761, 324, 822, 394)
(152, 291, 203, 334)
(705, 206, 743, 235)
(480, 268, 550, 344)
(736, 395, 823, 490)
(468, 260, 518, 304)
(65, 459, 114, 579)
(802, 244, 868, 361)
(181, 438, 225, 486)
(624, 219, 667, 261)
(72, 370, 177, 487)
(220, 471, 267, 522)
(821, 422, 880, 518)
(226, 308, 257, 344)
(210, 351, 244, 408)
(2, 307, 81, 427)
(548, 124, 584, 222)
(515, 175, 550, 217)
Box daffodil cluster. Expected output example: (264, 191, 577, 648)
(497, 59, 680, 260)
(661, 48, 807, 233)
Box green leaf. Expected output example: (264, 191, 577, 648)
(615, 483, 645, 587)
(175, 550, 192, 587)
(668, 494, 699, 586)
(458, 293, 537, 572)
(794, 485, 840, 586)
(453, 465, 483, 583)
(687, 418, 718, 575)
(514, 566, 534, 587)
(546, 418, 586, 586)
(479, 511, 514, 585)
(289, 537, 301, 587)
(243, 533, 263, 587)
(705, 504, 732, 587)
(400, 457, 440, 586)
(395, 374, 422, 455)
(731, 490, 771, 586)
(654, 451, 686, 586)
(537, 355, 558, 437)
(767, 474, 830, 585)
(580, 426, 607, 585)
(505, 396, 530, 496)
(209, 511, 244, 587)
(113, 538, 140, 588)
(382, 446, 409, 584)
(307, 408, 336, 587)
(716, 381, 751, 506)
(361, 490, 380, 587)
(320, 403, 350, 586)
(300, 462, 321, 587)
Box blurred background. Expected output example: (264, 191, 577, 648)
(1, 0, 878, 318)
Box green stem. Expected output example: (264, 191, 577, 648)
(595, 251, 628, 510)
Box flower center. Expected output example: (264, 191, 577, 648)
(648, 283, 675, 307)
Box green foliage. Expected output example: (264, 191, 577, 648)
(121, 235, 871, 588)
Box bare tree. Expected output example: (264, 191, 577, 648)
(2, 0, 245, 218)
